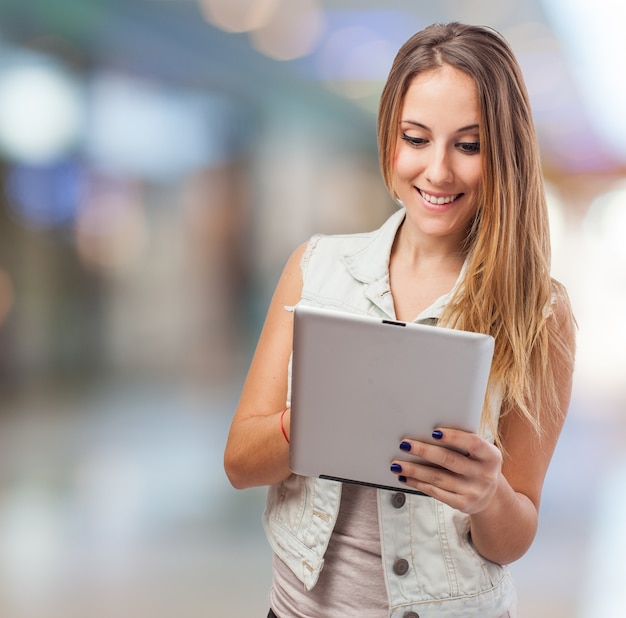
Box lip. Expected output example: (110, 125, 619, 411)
(417, 188, 463, 210)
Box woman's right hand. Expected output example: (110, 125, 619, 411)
(223, 244, 305, 489)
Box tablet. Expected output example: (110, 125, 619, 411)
(289, 305, 495, 494)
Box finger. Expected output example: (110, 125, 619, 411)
(391, 459, 463, 494)
(391, 462, 482, 512)
(392, 463, 467, 507)
(398, 437, 476, 475)
(428, 428, 493, 461)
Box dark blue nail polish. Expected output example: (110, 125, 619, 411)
(399, 441, 412, 452)
(398, 476, 407, 483)
(390, 463, 403, 473)
(432, 430, 443, 440)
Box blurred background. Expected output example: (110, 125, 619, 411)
(0, 1, 624, 616)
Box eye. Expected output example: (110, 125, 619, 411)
(401, 134, 427, 147)
(457, 141, 480, 154)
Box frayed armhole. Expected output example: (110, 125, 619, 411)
(300, 234, 323, 281)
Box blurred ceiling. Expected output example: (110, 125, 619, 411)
(0, 0, 623, 175)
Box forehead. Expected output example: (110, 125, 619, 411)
(400, 65, 480, 125)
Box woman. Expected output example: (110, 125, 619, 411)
(224, 22, 576, 618)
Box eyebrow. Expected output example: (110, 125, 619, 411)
(402, 121, 480, 134)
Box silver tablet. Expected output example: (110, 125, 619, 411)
(289, 305, 495, 493)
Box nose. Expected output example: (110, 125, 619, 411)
(425, 146, 454, 185)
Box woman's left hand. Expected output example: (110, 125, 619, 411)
(390, 428, 503, 514)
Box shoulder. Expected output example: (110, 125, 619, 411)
(277, 231, 373, 296)
(302, 228, 379, 263)
(279, 229, 377, 290)
(302, 209, 405, 271)
(548, 280, 575, 332)
(547, 279, 577, 367)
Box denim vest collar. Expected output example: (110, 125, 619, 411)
(340, 206, 465, 324)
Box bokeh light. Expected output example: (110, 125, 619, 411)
(75, 176, 148, 276)
(4, 159, 84, 230)
(583, 183, 626, 263)
(543, 0, 626, 161)
(248, 0, 326, 61)
(199, 0, 280, 33)
(0, 55, 83, 164)
(201, 0, 326, 61)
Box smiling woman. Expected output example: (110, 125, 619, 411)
(224, 21, 576, 618)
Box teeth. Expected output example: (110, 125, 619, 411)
(420, 190, 459, 205)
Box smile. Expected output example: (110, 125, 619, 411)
(419, 189, 462, 205)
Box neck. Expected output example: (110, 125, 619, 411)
(393, 220, 467, 269)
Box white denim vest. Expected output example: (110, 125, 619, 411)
(263, 208, 516, 617)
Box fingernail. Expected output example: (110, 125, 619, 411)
(399, 441, 412, 452)
(398, 476, 407, 483)
(432, 430, 443, 440)
(390, 463, 403, 473)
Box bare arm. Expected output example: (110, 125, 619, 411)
(470, 292, 576, 563)
(223, 243, 306, 489)
(392, 294, 576, 564)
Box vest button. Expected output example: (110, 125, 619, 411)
(391, 492, 406, 508)
(403, 613, 419, 618)
(393, 558, 410, 576)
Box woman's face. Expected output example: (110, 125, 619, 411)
(392, 64, 482, 247)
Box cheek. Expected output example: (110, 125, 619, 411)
(464, 186, 481, 222)
(463, 160, 483, 192)
(393, 149, 419, 182)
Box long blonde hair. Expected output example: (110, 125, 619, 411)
(378, 23, 575, 439)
